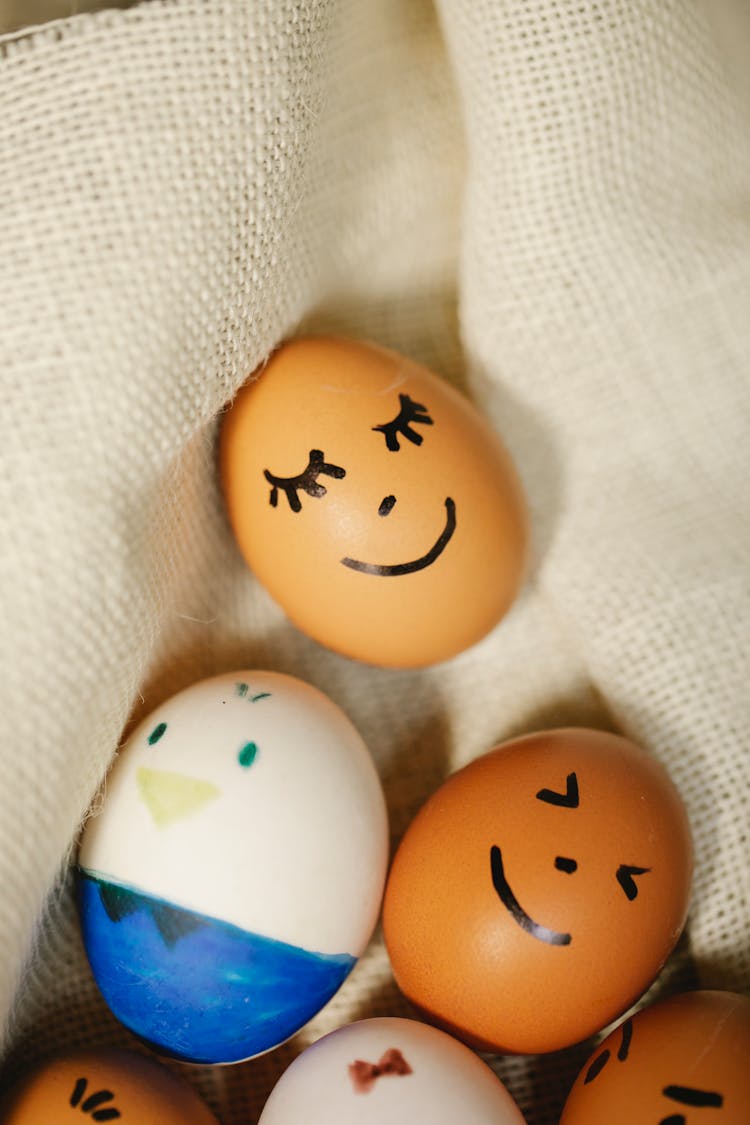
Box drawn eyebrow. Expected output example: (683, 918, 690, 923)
(372, 393, 433, 451)
(264, 449, 345, 512)
(536, 772, 579, 808)
(662, 1085, 724, 1108)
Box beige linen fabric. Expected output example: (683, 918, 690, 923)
(0, 1, 748, 1121)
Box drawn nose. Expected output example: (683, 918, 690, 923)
(378, 495, 397, 517)
(136, 767, 220, 827)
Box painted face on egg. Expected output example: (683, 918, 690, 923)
(382, 729, 693, 1055)
(560, 991, 750, 1124)
(77, 671, 388, 1065)
(257, 1017, 527, 1124)
(220, 336, 528, 667)
(0, 1049, 219, 1124)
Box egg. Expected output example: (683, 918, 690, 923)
(382, 728, 692, 1054)
(220, 336, 528, 668)
(77, 671, 389, 1064)
(257, 1017, 527, 1123)
(560, 990, 750, 1124)
(0, 1048, 218, 1124)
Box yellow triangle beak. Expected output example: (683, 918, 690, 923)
(136, 767, 220, 827)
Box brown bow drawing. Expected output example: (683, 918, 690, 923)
(348, 1048, 413, 1094)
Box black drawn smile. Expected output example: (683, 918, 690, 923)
(340, 497, 456, 576)
(490, 844, 572, 946)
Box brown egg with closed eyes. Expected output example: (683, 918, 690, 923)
(0, 1048, 219, 1124)
(560, 991, 750, 1124)
(382, 728, 693, 1055)
(220, 336, 528, 668)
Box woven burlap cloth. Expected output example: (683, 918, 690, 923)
(1, 1, 748, 1121)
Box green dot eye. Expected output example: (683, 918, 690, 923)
(148, 722, 167, 745)
(238, 741, 259, 768)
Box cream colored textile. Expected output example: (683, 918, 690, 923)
(0, 2, 137, 34)
(1, 1, 748, 1122)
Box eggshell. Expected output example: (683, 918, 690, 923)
(382, 728, 692, 1054)
(220, 336, 528, 667)
(77, 670, 389, 1064)
(0, 1048, 218, 1124)
(257, 1017, 527, 1124)
(560, 990, 750, 1124)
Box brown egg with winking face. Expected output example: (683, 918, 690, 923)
(219, 336, 528, 667)
(382, 728, 693, 1054)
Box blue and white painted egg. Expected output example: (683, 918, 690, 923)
(77, 670, 389, 1065)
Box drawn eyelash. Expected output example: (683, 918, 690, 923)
(372, 393, 433, 451)
(263, 449, 346, 512)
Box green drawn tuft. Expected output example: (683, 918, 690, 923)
(235, 682, 249, 698)
(251, 692, 271, 702)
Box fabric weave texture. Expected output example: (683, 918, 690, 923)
(0, 1, 748, 1121)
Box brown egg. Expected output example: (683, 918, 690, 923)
(220, 336, 528, 667)
(560, 990, 750, 1124)
(382, 728, 692, 1054)
(0, 1048, 219, 1124)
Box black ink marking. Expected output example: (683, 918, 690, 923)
(82, 1091, 116, 1113)
(148, 722, 167, 746)
(618, 1018, 633, 1061)
(659, 1115, 686, 1124)
(490, 845, 572, 946)
(71, 1078, 87, 1106)
(583, 1018, 634, 1086)
(98, 882, 139, 924)
(69, 1080, 121, 1120)
(95, 879, 205, 947)
(663, 1086, 724, 1108)
(536, 772, 579, 808)
(349, 1048, 413, 1094)
(150, 901, 206, 947)
(372, 393, 433, 451)
(584, 1049, 611, 1084)
(378, 494, 397, 517)
(616, 864, 651, 901)
(264, 449, 345, 511)
(235, 682, 248, 698)
(238, 741, 258, 768)
(555, 856, 578, 874)
(341, 497, 456, 576)
(251, 691, 271, 702)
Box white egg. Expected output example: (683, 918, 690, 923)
(77, 670, 388, 1064)
(258, 1017, 527, 1124)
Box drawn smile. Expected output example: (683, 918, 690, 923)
(340, 497, 456, 577)
(490, 844, 572, 946)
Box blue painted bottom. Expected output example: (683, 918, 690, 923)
(77, 871, 356, 1064)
